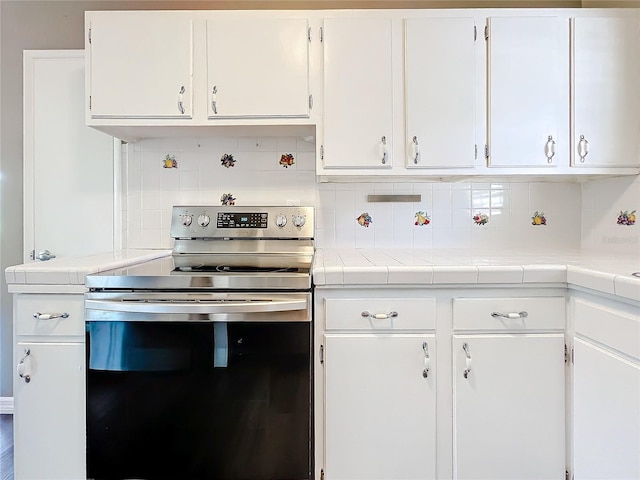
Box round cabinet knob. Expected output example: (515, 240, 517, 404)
(197, 214, 211, 227)
(182, 215, 193, 226)
(293, 214, 306, 228)
(275, 214, 287, 228)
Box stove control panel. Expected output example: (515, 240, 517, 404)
(171, 206, 314, 239)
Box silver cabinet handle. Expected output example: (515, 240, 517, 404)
(211, 85, 218, 114)
(33, 312, 69, 320)
(491, 311, 528, 319)
(17, 347, 31, 383)
(35, 249, 56, 261)
(361, 310, 398, 320)
(422, 341, 430, 378)
(577, 135, 589, 163)
(545, 135, 556, 163)
(178, 85, 186, 114)
(462, 342, 472, 378)
(380, 136, 388, 164)
(411, 136, 420, 164)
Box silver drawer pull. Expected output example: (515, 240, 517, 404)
(491, 311, 528, 319)
(422, 342, 430, 379)
(33, 312, 69, 320)
(462, 342, 472, 379)
(361, 311, 398, 320)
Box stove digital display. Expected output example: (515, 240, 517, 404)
(217, 212, 268, 228)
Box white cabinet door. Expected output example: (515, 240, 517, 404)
(23, 51, 114, 263)
(572, 16, 640, 167)
(87, 11, 193, 119)
(324, 334, 436, 480)
(487, 17, 564, 168)
(453, 334, 566, 480)
(322, 17, 394, 169)
(573, 338, 640, 480)
(405, 17, 477, 169)
(206, 18, 310, 118)
(14, 342, 85, 480)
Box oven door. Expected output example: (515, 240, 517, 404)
(85, 291, 312, 480)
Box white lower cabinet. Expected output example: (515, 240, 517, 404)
(324, 334, 437, 480)
(12, 293, 86, 480)
(316, 290, 568, 480)
(572, 297, 640, 480)
(452, 297, 566, 480)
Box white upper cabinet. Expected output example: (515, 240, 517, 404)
(487, 16, 565, 168)
(206, 18, 310, 118)
(405, 17, 477, 169)
(571, 16, 640, 168)
(87, 11, 193, 119)
(321, 17, 394, 169)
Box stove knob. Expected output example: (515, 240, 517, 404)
(197, 214, 211, 227)
(293, 214, 306, 228)
(182, 215, 193, 227)
(275, 214, 287, 228)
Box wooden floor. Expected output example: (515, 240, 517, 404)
(0, 415, 14, 480)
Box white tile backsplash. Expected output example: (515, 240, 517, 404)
(123, 135, 599, 251)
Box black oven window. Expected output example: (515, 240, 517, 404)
(86, 321, 312, 480)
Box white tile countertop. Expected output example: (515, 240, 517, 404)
(313, 249, 640, 302)
(5, 249, 172, 288)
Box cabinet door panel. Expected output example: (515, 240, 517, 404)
(488, 17, 562, 168)
(206, 18, 310, 118)
(453, 334, 565, 480)
(324, 334, 436, 480)
(405, 17, 476, 168)
(322, 17, 394, 169)
(573, 339, 640, 480)
(572, 16, 640, 167)
(14, 342, 85, 480)
(88, 12, 193, 119)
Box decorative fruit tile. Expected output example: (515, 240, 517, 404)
(162, 154, 177, 168)
(531, 211, 547, 226)
(357, 212, 372, 227)
(414, 211, 431, 226)
(220, 153, 236, 168)
(220, 193, 236, 206)
(473, 213, 489, 225)
(279, 153, 295, 168)
(617, 210, 636, 226)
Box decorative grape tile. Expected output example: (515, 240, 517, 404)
(279, 153, 295, 168)
(221, 193, 236, 206)
(473, 213, 489, 225)
(162, 154, 177, 168)
(617, 210, 636, 226)
(531, 211, 547, 226)
(220, 153, 236, 168)
(414, 211, 431, 226)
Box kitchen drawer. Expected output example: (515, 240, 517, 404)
(15, 294, 85, 337)
(453, 297, 565, 331)
(324, 298, 435, 331)
(574, 298, 640, 360)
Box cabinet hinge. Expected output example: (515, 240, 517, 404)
(321, 468, 325, 480)
(572, 347, 575, 364)
(89, 95, 92, 110)
(474, 25, 477, 41)
(566, 469, 573, 480)
(29, 250, 35, 261)
(309, 94, 314, 110)
(88, 27, 91, 44)
(484, 25, 489, 41)
(320, 26, 324, 43)
(484, 144, 489, 159)
(308, 27, 312, 42)
(319, 344, 324, 364)
(320, 145, 324, 161)
(565, 344, 568, 363)
(474, 144, 478, 160)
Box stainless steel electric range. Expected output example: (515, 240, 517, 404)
(85, 205, 314, 480)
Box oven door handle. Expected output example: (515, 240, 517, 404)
(85, 298, 308, 315)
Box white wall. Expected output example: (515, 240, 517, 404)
(124, 135, 583, 251)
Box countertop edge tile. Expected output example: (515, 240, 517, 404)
(477, 266, 524, 284)
(613, 275, 640, 302)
